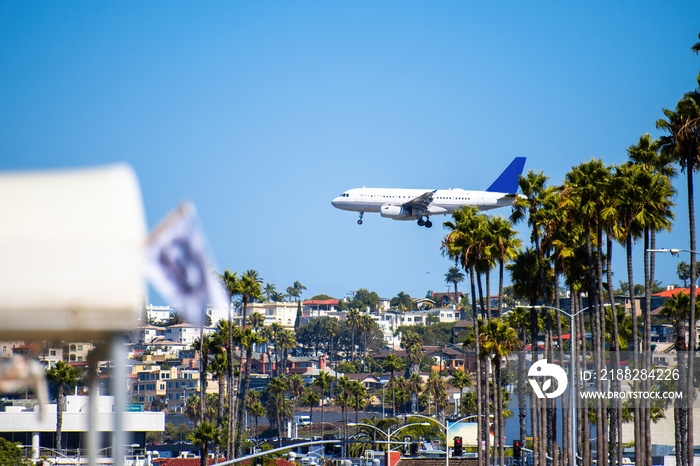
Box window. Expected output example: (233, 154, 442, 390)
(50, 350, 56, 356)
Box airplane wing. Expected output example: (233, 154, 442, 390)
(403, 190, 436, 212)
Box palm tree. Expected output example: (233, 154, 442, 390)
(313, 371, 333, 435)
(562, 159, 612, 466)
(288, 373, 305, 413)
(191, 421, 222, 466)
(660, 291, 693, 465)
(292, 281, 307, 301)
(219, 268, 238, 458)
(486, 215, 521, 314)
(300, 387, 320, 427)
(404, 373, 424, 415)
(208, 351, 227, 460)
(442, 205, 485, 466)
(334, 376, 352, 438)
(400, 330, 423, 413)
(658, 75, 700, 466)
(393, 292, 416, 312)
(267, 376, 288, 447)
(46, 361, 80, 453)
(382, 354, 404, 417)
(346, 309, 361, 361)
(277, 329, 296, 375)
(264, 283, 277, 302)
(248, 398, 265, 439)
(449, 369, 471, 414)
(479, 318, 521, 466)
(348, 380, 368, 424)
(234, 327, 265, 457)
(425, 372, 448, 425)
(506, 307, 530, 445)
(192, 334, 213, 424)
(444, 266, 465, 305)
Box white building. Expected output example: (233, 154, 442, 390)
(164, 323, 214, 346)
(247, 301, 299, 328)
(0, 395, 164, 458)
(145, 305, 172, 324)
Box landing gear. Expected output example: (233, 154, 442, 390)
(357, 212, 364, 225)
(417, 217, 433, 228)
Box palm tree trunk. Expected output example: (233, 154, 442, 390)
(585, 223, 603, 466)
(498, 259, 505, 316)
(228, 307, 235, 459)
(626, 233, 642, 466)
(686, 167, 696, 466)
(606, 234, 620, 466)
(235, 343, 254, 457)
(595, 222, 608, 466)
(56, 384, 64, 452)
(643, 229, 652, 466)
(470, 266, 483, 466)
(215, 374, 225, 461)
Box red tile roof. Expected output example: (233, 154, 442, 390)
(154, 458, 295, 466)
(303, 299, 339, 305)
(653, 287, 700, 298)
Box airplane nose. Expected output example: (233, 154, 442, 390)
(331, 198, 339, 207)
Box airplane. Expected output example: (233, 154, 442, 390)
(331, 157, 526, 228)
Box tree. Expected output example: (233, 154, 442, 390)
(277, 329, 296, 375)
(267, 376, 288, 447)
(400, 331, 423, 413)
(235, 327, 265, 457)
(487, 215, 521, 314)
(348, 380, 368, 424)
(479, 318, 521, 466)
(191, 421, 222, 466)
(444, 266, 465, 306)
(208, 351, 228, 460)
(300, 388, 320, 428)
(391, 292, 416, 312)
(506, 307, 530, 445)
(313, 371, 333, 436)
(219, 268, 238, 458)
(449, 370, 471, 414)
(425, 372, 448, 425)
(657, 74, 700, 466)
(46, 361, 80, 452)
(677, 261, 700, 287)
(442, 205, 485, 466)
(0, 438, 32, 466)
(383, 354, 404, 417)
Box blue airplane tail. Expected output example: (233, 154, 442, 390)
(485, 157, 526, 193)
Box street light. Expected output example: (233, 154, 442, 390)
(316, 422, 343, 457)
(647, 248, 700, 257)
(520, 304, 609, 466)
(347, 421, 430, 452)
(405, 414, 475, 466)
(380, 379, 389, 419)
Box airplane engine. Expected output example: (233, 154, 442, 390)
(380, 204, 416, 220)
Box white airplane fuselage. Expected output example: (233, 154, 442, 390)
(331, 157, 526, 227)
(331, 188, 515, 220)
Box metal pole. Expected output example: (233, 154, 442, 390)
(382, 383, 385, 419)
(111, 335, 126, 466)
(571, 312, 576, 466)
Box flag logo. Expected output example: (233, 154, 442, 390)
(146, 202, 228, 326)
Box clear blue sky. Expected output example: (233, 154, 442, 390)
(2, 2, 699, 304)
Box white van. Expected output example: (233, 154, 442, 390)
(294, 415, 311, 426)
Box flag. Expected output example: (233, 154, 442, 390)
(145, 202, 228, 326)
